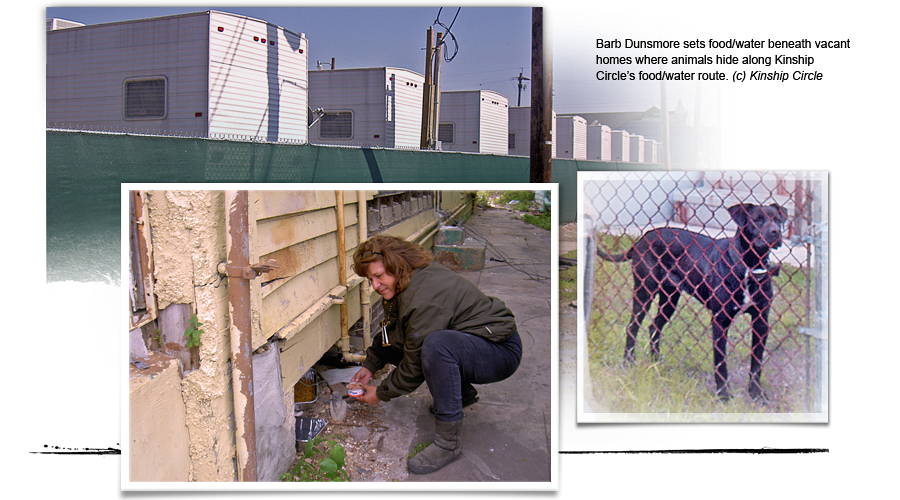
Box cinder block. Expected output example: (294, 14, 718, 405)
(435, 226, 465, 246)
(434, 238, 486, 271)
(368, 207, 380, 231)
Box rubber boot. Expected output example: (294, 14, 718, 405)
(407, 418, 463, 474)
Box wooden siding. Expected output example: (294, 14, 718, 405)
(249, 190, 361, 348)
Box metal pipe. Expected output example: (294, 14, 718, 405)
(336, 191, 366, 363)
(358, 190, 371, 351)
(224, 190, 257, 482)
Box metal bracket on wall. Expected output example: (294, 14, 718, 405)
(217, 259, 279, 280)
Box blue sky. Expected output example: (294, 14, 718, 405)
(46, 7, 718, 125)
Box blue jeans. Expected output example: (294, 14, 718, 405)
(422, 330, 522, 422)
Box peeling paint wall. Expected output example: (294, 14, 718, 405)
(147, 190, 237, 481)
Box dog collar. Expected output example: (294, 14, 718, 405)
(744, 267, 769, 281)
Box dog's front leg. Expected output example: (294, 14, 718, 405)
(711, 312, 734, 401)
(747, 278, 773, 401)
(748, 306, 772, 400)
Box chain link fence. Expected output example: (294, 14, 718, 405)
(581, 171, 827, 416)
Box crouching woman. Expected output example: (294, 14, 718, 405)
(349, 234, 522, 474)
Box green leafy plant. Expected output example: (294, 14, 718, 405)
(183, 314, 203, 349)
(407, 440, 431, 458)
(280, 435, 350, 482)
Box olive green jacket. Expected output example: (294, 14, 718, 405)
(362, 262, 517, 402)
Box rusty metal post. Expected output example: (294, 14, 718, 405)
(224, 190, 258, 482)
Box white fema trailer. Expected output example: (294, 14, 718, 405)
(438, 90, 509, 155)
(507, 106, 556, 157)
(308, 67, 425, 149)
(46, 10, 309, 142)
(586, 122, 611, 161)
(556, 115, 587, 160)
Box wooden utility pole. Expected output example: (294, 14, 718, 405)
(420, 28, 435, 149)
(516, 69, 530, 107)
(420, 29, 444, 150)
(656, 17, 672, 170)
(529, 7, 552, 183)
(433, 32, 444, 148)
(691, 33, 703, 168)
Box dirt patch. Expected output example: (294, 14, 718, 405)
(560, 222, 577, 242)
(284, 365, 412, 483)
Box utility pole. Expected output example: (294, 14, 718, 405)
(691, 33, 703, 168)
(516, 69, 530, 107)
(656, 17, 672, 171)
(420, 28, 435, 149)
(420, 28, 444, 150)
(433, 32, 444, 148)
(529, 7, 552, 183)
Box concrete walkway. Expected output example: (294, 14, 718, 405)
(357, 206, 555, 483)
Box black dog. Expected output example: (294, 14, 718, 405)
(597, 203, 787, 401)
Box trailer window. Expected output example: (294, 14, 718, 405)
(508, 132, 516, 150)
(320, 111, 353, 139)
(124, 77, 167, 120)
(438, 123, 454, 144)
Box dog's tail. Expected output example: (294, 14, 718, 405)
(596, 247, 630, 262)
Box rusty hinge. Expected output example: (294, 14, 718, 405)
(217, 259, 279, 280)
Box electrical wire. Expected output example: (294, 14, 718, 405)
(432, 7, 460, 63)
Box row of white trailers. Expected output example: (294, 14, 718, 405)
(46, 10, 658, 163)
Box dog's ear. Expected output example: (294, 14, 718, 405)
(727, 203, 753, 226)
(768, 203, 787, 221)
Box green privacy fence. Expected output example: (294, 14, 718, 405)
(46, 129, 660, 282)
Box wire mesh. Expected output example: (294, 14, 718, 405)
(583, 171, 825, 414)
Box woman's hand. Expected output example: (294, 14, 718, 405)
(351, 367, 372, 385)
(352, 385, 381, 405)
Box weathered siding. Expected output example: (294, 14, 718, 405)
(251, 190, 361, 346)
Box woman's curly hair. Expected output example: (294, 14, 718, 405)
(352, 235, 435, 293)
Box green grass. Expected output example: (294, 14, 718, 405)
(559, 249, 578, 303)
